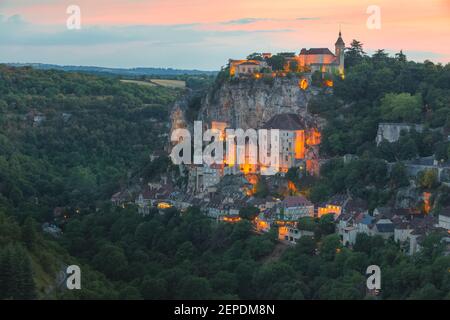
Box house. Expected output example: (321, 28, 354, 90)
(228, 59, 270, 78)
(355, 213, 375, 235)
(437, 207, 450, 231)
(277, 195, 314, 221)
(135, 182, 174, 215)
(394, 222, 414, 243)
(111, 191, 131, 207)
(26, 110, 47, 126)
(42, 223, 62, 237)
(402, 156, 450, 183)
(317, 194, 347, 218)
(135, 189, 154, 215)
(254, 214, 271, 233)
(342, 226, 359, 246)
(408, 230, 424, 255)
(283, 226, 314, 244)
(373, 219, 395, 239)
(247, 196, 278, 212)
(336, 212, 354, 237)
(373, 206, 392, 218)
(190, 164, 223, 193)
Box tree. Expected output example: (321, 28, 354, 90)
(22, 216, 37, 250)
(417, 169, 439, 189)
(295, 236, 316, 256)
(389, 162, 409, 188)
(254, 178, 269, 198)
(395, 50, 407, 63)
(316, 214, 336, 238)
(345, 40, 366, 68)
(239, 206, 260, 220)
(372, 49, 389, 64)
(141, 278, 167, 299)
(267, 54, 285, 71)
(289, 61, 299, 72)
(320, 234, 342, 261)
(92, 244, 128, 280)
(178, 276, 212, 300)
(246, 52, 263, 61)
(380, 93, 422, 123)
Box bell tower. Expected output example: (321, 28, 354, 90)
(335, 29, 345, 77)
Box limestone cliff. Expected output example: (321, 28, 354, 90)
(170, 75, 325, 137)
(198, 76, 318, 129)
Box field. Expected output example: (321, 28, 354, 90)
(120, 79, 186, 88)
(120, 79, 156, 87)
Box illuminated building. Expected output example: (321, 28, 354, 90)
(261, 113, 320, 175)
(277, 195, 314, 221)
(229, 59, 270, 78)
(284, 31, 345, 79)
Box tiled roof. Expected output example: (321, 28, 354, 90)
(376, 222, 395, 233)
(343, 198, 368, 214)
(282, 195, 312, 208)
(300, 48, 335, 55)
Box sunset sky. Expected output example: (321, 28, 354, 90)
(0, 0, 449, 70)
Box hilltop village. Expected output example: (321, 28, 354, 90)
(109, 32, 450, 257)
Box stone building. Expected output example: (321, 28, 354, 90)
(284, 31, 345, 77)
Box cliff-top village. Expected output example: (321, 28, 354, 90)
(108, 31, 450, 259)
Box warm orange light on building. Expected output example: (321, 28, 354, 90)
(306, 129, 321, 146)
(278, 226, 288, 240)
(157, 202, 172, 209)
(295, 130, 305, 159)
(324, 80, 333, 87)
(222, 216, 242, 223)
(318, 205, 342, 218)
(299, 78, 309, 90)
(423, 192, 431, 214)
(255, 217, 270, 232)
(288, 181, 298, 194)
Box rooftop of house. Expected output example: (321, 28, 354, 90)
(439, 207, 450, 217)
(375, 219, 395, 233)
(299, 48, 335, 55)
(343, 198, 368, 214)
(238, 61, 261, 66)
(321, 194, 347, 207)
(282, 195, 313, 208)
(405, 156, 450, 167)
(359, 214, 375, 225)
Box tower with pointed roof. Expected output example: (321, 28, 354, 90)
(335, 29, 345, 77)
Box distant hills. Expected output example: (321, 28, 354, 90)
(5, 63, 218, 77)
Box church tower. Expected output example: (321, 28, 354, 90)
(335, 30, 345, 77)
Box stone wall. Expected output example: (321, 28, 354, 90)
(376, 123, 423, 145)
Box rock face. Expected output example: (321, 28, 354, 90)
(376, 123, 423, 145)
(198, 76, 317, 129)
(395, 183, 421, 209)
